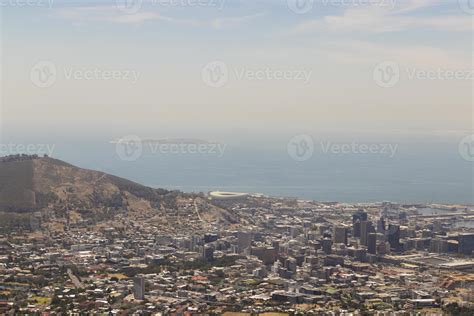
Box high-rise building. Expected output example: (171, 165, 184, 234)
(377, 217, 386, 233)
(360, 221, 375, 246)
(333, 226, 348, 245)
(458, 233, 474, 255)
(353, 209, 368, 222)
(321, 238, 332, 254)
(272, 240, 280, 252)
(236, 231, 252, 252)
(429, 238, 448, 253)
(353, 210, 367, 238)
(353, 220, 361, 238)
(202, 245, 214, 261)
(368, 233, 377, 254)
(388, 224, 402, 252)
(285, 257, 297, 273)
(191, 235, 201, 251)
(251, 246, 277, 265)
(133, 276, 145, 300)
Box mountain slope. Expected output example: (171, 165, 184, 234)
(0, 158, 36, 211)
(0, 155, 171, 213)
(0, 155, 238, 232)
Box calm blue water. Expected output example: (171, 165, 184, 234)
(38, 138, 473, 205)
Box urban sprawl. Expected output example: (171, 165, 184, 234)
(1, 194, 474, 315)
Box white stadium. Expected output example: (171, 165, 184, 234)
(209, 191, 249, 201)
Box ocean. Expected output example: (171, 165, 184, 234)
(45, 138, 473, 205)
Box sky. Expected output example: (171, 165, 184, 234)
(0, 0, 472, 203)
(0, 0, 471, 143)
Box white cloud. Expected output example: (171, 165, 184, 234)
(55, 5, 196, 25)
(293, 0, 472, 34)
(391, 0, 441, 14)
(55, 5, 265, 28)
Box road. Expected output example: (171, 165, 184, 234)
(67, 268, 84, 289)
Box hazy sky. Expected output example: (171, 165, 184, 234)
(1, 0, 473, 144)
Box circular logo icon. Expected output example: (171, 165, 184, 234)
(116, 0, 142, 14)
(287, 134, 314, 162)
(287, 0, 314, 14)
(459, 134, 474, 162)
(116, 135, 143, 161)
(373, 61, 400, 88)
(458, 0, 474, 14)
(201, 61, 229, 88)
(30, 61, 57, 88)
